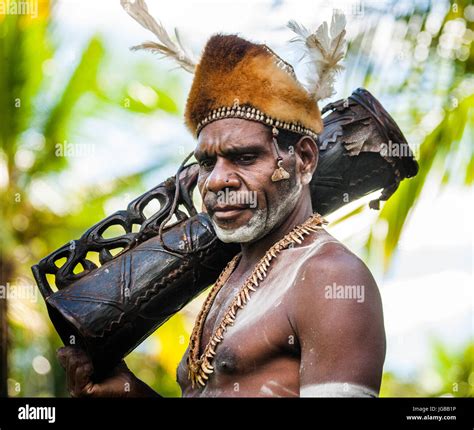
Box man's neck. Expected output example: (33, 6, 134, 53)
(237, 197, 313, 272)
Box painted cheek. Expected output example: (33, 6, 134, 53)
(255, 190, 267, 211)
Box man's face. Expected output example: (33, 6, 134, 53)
(194, 118, 305, 244)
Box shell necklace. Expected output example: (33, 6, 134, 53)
(187, 212, 326, 388)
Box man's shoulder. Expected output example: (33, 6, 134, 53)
(288, 229, 382, 320)
(301, 229, 366, 276)
(286, 232, 386, 391)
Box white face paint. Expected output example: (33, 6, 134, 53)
(212, 180, 303, 244)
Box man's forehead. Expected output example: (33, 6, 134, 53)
(196, 119, 270, 153)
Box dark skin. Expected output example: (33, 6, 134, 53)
(57, 118, 386, 397)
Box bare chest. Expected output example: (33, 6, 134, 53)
(177, 258, 303, 395)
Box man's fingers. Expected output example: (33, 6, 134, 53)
(85, 378, 124, 398)
(57, 347, 91, 370)
(56, 347, 68, 369)
(57, 347, 94, 396)
(74, 362, 94, 394)
(57, 347, 79, 392)
(57, 347, 83, 364)
(57, 348, 135, 397)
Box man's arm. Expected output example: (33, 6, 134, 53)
(288, 241, 386, 397)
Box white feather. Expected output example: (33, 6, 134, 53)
(288, 10, 347, 101)
(120, 0, 196, 73)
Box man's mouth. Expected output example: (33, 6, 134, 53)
(211, 204, 249, 221)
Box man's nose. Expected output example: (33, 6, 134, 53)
(204, 159, 240, 193)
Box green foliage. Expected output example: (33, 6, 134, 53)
(1, 0, 472, 398)
(348, 0, 474, 270)
(366, 93, 474, 270)
(380, 341, 474, 397)
(0, 1, 184, 397)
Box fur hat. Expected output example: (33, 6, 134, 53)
(122, 0, 347, 139)
(184, 34, 323, 138)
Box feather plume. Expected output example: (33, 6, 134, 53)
(120, 0, 196, 73)
(288, 10, 347, 101)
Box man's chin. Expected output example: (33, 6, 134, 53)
(212, 216, 265, 244)
(214, 227, 261, 244)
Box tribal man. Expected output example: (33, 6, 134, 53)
(57, 7, 386, 398)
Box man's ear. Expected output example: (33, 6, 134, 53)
(294, 136, 319, 185)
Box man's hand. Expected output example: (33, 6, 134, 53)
(57, 346, 160, 398)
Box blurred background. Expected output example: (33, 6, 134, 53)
(0, 0, 472, 397)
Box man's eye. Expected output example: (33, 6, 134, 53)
(199, 159, 215, 170)
(235, 154, 257, 164)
